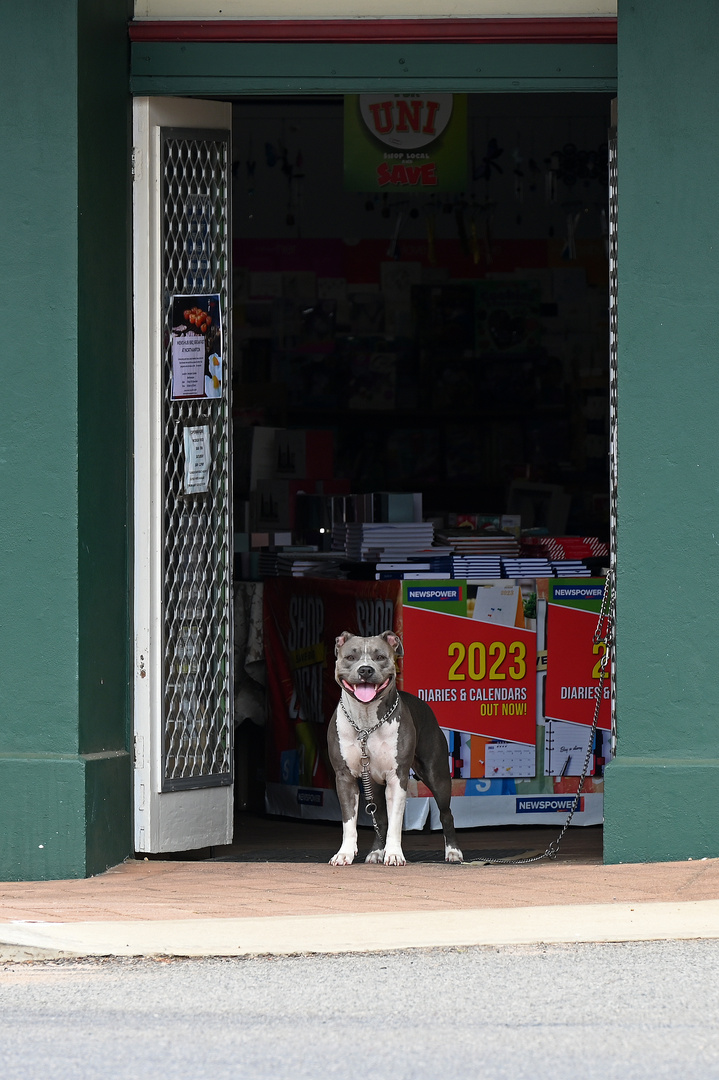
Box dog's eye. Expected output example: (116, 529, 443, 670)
(345, 653, 358, 662)
(373, 651, 388, 662)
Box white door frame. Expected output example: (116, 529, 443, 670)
(132, 96, 234, 853)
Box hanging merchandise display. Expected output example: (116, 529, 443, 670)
(401, 581, 537, 751)
(545, 578, 612, 730)
(344, 94, 467, 192)
(543, 577, 613, 785)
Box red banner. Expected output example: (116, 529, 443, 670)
(401, 606, 536, 744)
(545, 603, 611, 729)
(263, 579, 402, 789)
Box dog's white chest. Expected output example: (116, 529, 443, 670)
(336, 715, 400, 783)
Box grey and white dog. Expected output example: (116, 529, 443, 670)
(327, 630, 463, 866)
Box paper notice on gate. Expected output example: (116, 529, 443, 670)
(183, 425, 211, 494)
(171, 335, 205, 398)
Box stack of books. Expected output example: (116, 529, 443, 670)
(438, 529, 520, 581)
(331, 521, 350, 554)
(501, 556, 555, 578)
(258, 551, 280, 577)
(451, 555, 503, 580)
(259, 548, 345, 578)
(280, 552, 345, 578)
(334, 522, 436, 562)
(519, 536, 609, 578)
(521, 536, 609, 561)
(375, 554, 453, 581)
(550, 560, 591, 577)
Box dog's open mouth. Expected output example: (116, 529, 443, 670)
(342, 678, 390, 703)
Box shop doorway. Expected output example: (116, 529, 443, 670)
(132, 90, 615, 862)
(230, 91, 614, 858)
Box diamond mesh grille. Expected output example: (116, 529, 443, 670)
(161, 129, 233, 790)
(608, 128, 618, 753)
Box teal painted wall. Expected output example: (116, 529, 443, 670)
(77, 0, 133, 757)
(0, 0, 132, 880)
(1, 1, 81, 758)
(604, 0, 719, 862)
(130, 41, 616, 95)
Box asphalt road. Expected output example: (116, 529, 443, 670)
(1, 941, 718, 1079)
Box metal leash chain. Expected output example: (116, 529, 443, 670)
(466, 569, 614, 867)
(358, 730, 384, 840)
(339, 693, 401, 839)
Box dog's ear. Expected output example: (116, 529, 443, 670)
(335, 631, 354, 657)
(380, 630, 404, 658)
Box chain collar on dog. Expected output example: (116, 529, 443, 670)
(338, 692, 400, 839)
(338, 691, 400, 737)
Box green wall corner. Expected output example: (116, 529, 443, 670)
(85, 751, 133, 877)
(606, 0, 719, 862)
(604, 758, 719, 864)
(78, 0, 134, 758)
(0, 752, 130, 881)
(0, 0, 133, 881)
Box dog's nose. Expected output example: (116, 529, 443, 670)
(357, 665, 375, 681)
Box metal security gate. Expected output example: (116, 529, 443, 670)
(161, 130, 232, 791)
(133, 98, 234, 853)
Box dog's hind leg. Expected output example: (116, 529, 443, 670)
(330, 771, 360, 866)
(415, 747, 463, 863)
(433, 778, 463, 863)
(364, 782, 388, 864)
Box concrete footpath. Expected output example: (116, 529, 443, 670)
(1, 853, 718, 960)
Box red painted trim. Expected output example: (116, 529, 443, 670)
(129, 17, 617, 46)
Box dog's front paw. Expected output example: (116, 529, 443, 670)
(383, 849, 406, 867)
(365, 849, 385, 864)
(445, 845, 464, 864)
(329, 849, 356, 866)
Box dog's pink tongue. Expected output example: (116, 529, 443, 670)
(354, 684, 376, 703)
